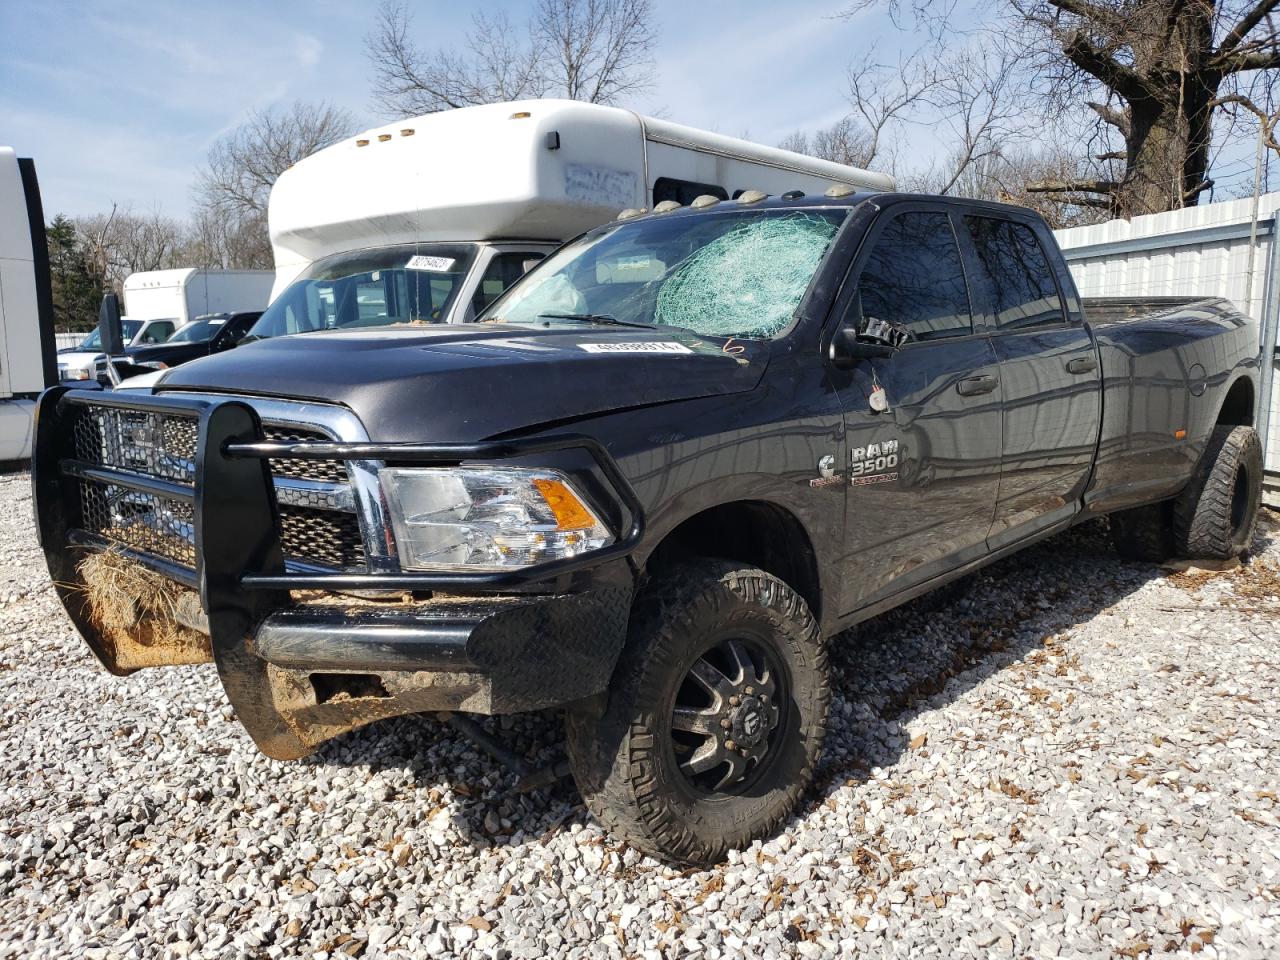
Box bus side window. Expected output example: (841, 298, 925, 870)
(653, 177, 728, 206)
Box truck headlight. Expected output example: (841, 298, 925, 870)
(60, 366, 90, 381)
(380, 467, 614, 571)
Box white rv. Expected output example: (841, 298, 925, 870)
(251, 99, 893, 338)
(124, 268, 274, 325)
(0, 147, 54, 460)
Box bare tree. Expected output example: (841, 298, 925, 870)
(925, 41, 1023, 195)
(198, 101, 355, 219)
(194, 101, 354, 270)
(1010, 1, 1280, 217)
(779, 118, 875, 167)
(184, 207, 273, 271)
(366, 0, 657, 117)
(74, 207, 189, 292)
(782, 42, 1025, 196)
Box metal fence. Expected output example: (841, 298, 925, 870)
(1054, 193, 1280, 504)
(54, 332, 86, 351)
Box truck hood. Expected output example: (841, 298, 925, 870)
(156, 324, 767, 441)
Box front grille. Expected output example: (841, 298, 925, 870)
(73, 406, 196, 483)
(263, 428, 349, 484)
(79, 479, 196, 568)
(280, 506, 365, 568)
(69, 403, 364, 572)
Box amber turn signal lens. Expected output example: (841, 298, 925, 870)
(532, 478, 596, 530)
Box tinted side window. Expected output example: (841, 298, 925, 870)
(965, 217, 1065, 330)
(857, 211, 972, 342)
(653, 177, 728, 205)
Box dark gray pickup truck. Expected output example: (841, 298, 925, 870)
(34, 191, 1263, 863)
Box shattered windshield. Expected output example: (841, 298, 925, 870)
(247, 243, 479, 339)
(480, 208, 848, 339)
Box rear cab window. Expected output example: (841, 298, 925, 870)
(964, 216, 1066, 331)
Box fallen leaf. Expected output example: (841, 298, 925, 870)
(465, 916, 492, 932)
(909, 733, 928, 750)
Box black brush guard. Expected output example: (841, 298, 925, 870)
(34, 387, 642, 759)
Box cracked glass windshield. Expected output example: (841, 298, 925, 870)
(480, 209, 848, 339)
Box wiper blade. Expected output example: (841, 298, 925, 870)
(537, 312, 656, 330)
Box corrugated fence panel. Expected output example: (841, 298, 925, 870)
(1055, 194, 1280, 477)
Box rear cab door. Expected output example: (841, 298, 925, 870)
(957, 209, 1102, 549)
(829, 199, 1003, 613)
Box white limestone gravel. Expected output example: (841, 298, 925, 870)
(1, 466, 1277, 959)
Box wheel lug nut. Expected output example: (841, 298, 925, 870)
(730, 695, 741, 706)
(725, 740, 737, 751)
(760, 694, 768, 703)
(720, 718, 731, 729)
(746, 686, 755, 695)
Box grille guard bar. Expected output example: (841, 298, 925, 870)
(39, 387, 646, 593)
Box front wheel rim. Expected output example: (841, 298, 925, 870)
(669, 635, 787, 795)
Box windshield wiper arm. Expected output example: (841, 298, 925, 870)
(537, 312, 656, 330)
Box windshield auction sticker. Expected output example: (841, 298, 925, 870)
(579, 342, 693, 354)
(405, 255, 456, 272)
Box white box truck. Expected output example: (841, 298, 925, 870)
(123, 268, 274, 325)
(0, 146, 55, 460)
(248, 99, 894, 338)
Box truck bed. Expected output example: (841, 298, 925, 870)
(1082, 295, 1258, 512)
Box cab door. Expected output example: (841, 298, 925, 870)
(958, 214, 1102, 548)
(829, 204, 1002, 613)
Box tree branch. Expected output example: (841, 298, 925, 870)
(1057, 29, 1153, 100)
(1026, 178, 1120, 194)
(1086, 100, 1131, 136)
(1213, 49, 1280, 73)
(1215, 0, 1280, 58)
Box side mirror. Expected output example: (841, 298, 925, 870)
(98, 294, 124, 357)
(827, 327, 895, 369)
(97, 295, 124, 386)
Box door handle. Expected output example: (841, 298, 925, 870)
(956, 374, 998, 397)
(1065, 355, 1098, 374)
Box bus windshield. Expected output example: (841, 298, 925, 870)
(247, 244, 479, 339)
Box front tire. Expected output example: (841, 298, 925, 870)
(566, 560, 829, 865)
(1173, 424, 1263, 560)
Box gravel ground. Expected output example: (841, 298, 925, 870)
(1, 466, 1278, 960)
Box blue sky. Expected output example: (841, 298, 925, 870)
(1, 0, 1268, 219)
(1, 0, 881, 218)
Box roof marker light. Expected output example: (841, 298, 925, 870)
(356, 139, 370, 147)
(510, 111, 532, 119)
(653, 200, 682, 213)
(781, 189, 805, 200)
(736, 190, 768, 204)
(825, 183, 857, 198)
(691, 194, 720, 208)
(617, 208, 646, 220)
(377, 133, 392, 142)
(400, 128, 415, 137)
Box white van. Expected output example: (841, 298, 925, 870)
(0, 147, 54, 459)
(123, 268, 274, 324)
(251, 99, 893, 338)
